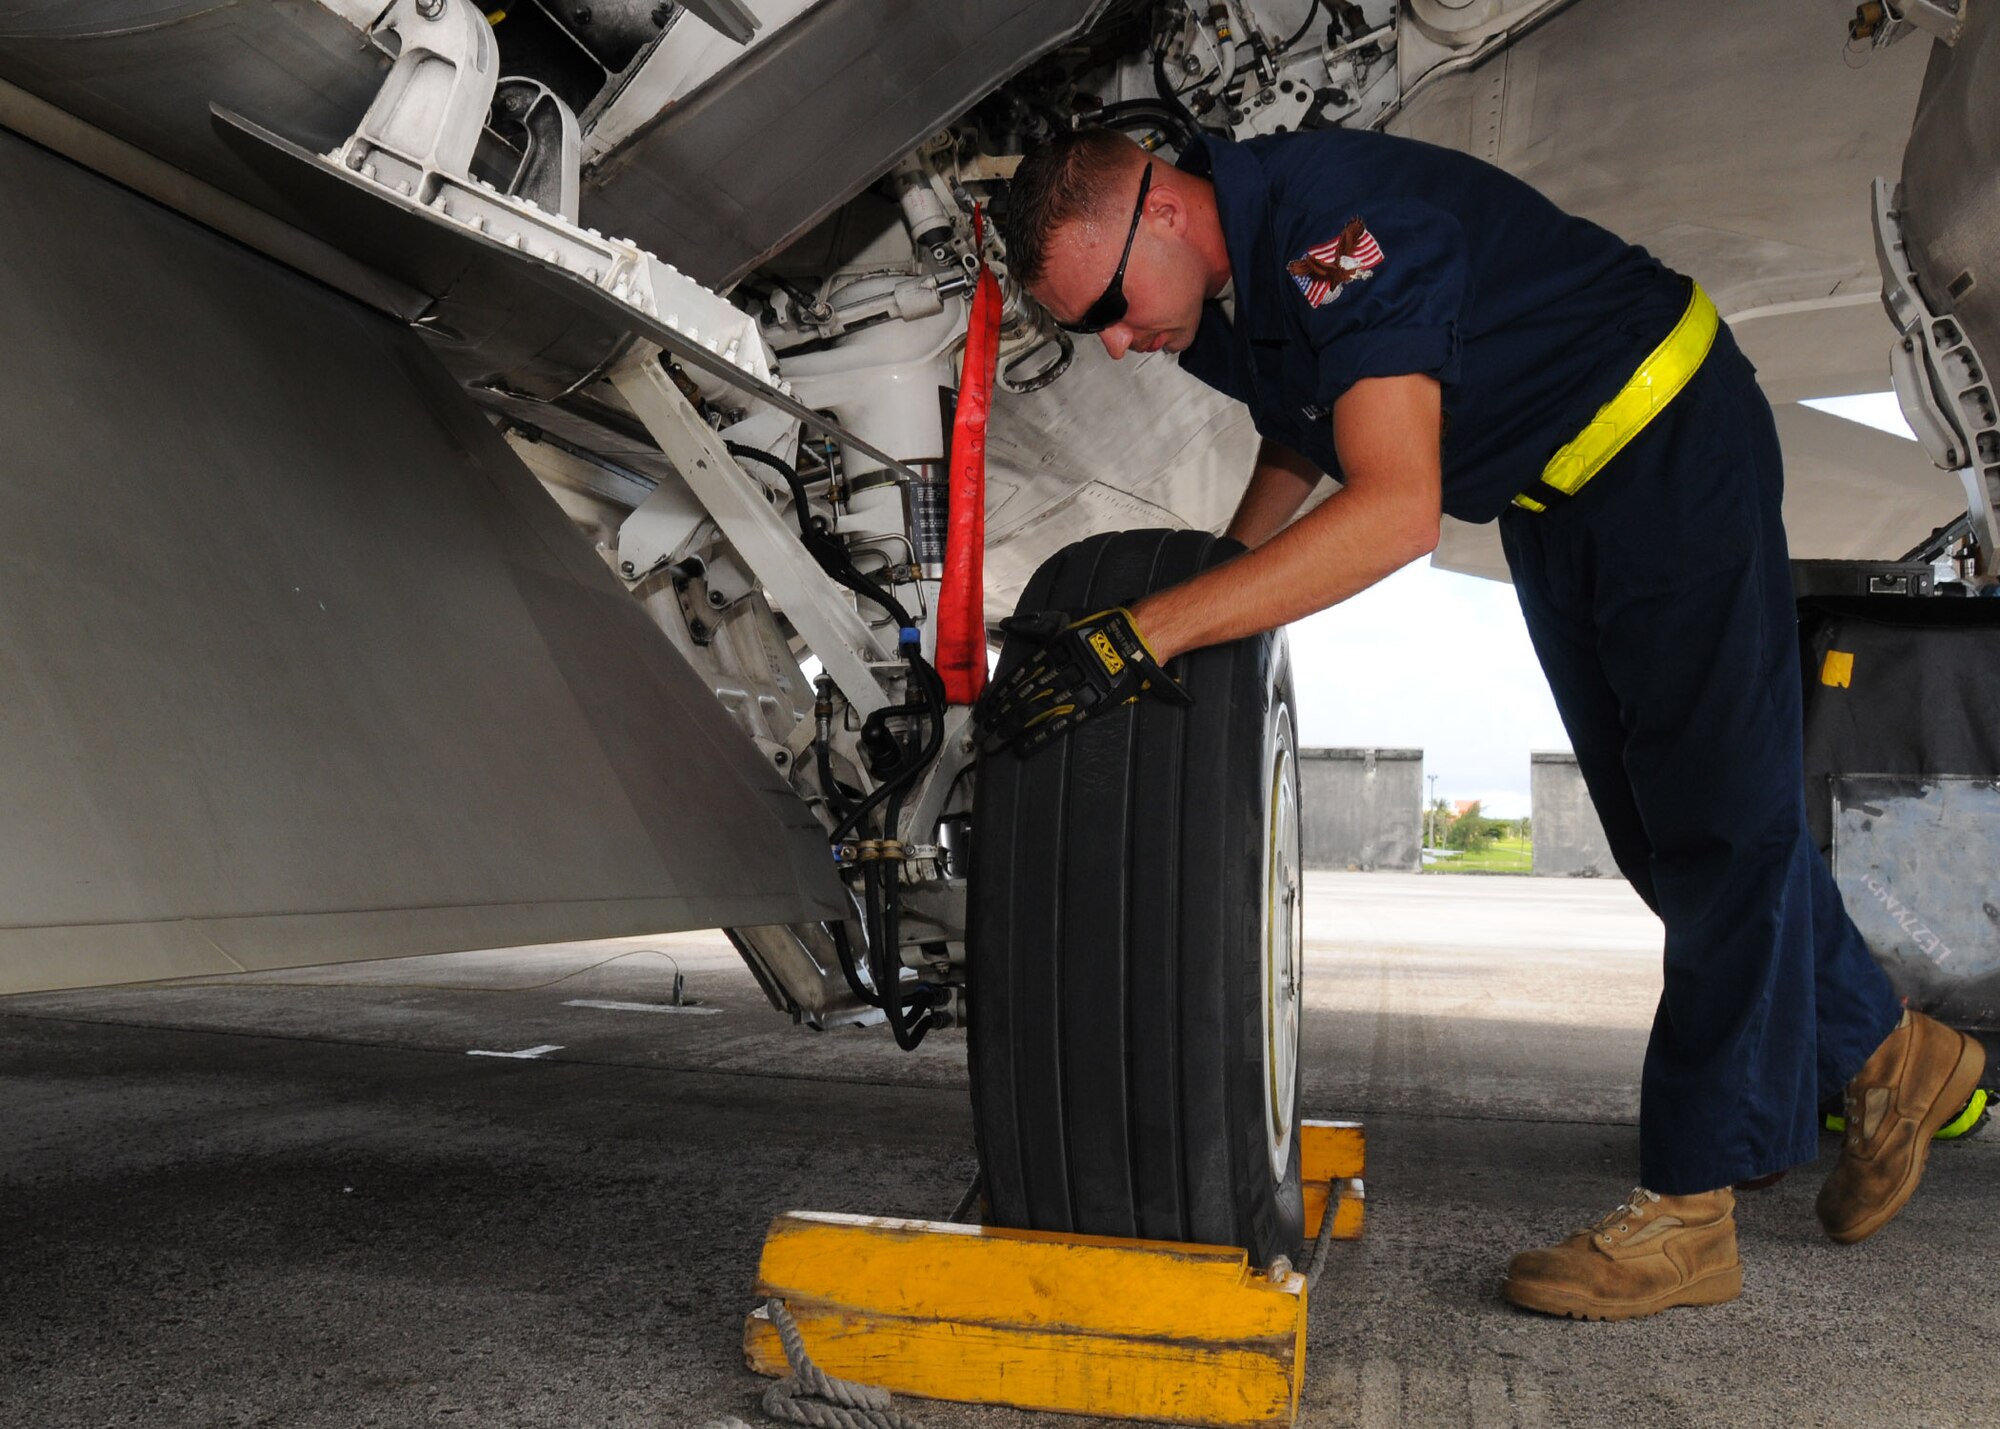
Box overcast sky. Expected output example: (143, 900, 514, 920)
(1285, 392, 1916, 820)
(1287, 561, 1562, 820)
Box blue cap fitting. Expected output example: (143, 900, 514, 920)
(898, 626, 922, 648)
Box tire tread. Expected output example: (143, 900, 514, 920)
(970, 530, 1302, 1261)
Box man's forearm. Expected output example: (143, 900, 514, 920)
(1135, 479, 1435, 660)
(1133, 374, 1444, 662)
(1224, 438, 1323, 548)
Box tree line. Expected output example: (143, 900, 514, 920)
(1426, 800, 1530, 851)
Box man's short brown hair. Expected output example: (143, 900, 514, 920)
(1003, 128, 1146, 286)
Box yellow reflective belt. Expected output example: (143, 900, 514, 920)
(1512, 283, 1720, 513)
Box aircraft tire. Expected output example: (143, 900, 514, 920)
(967, 528, 1305, 1265)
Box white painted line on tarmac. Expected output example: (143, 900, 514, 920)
(466, 1044, 564, 1059)
(562, 999, 721, 1016)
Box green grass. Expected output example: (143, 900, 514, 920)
(1423, 835, 1533, 875)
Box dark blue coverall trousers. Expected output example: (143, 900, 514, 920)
(1175, 129, 1904, 1193)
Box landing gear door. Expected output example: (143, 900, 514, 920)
(0, 129, 846, 997)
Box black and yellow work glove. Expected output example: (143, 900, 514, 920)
(975, 607, 1192, 756)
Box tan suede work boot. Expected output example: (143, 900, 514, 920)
(1817, 1008, 1987, 1244)
(1502, 1187, 1741, 1321)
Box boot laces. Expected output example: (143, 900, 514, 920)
(1843, 1011, 1910, 1142)
(1843, 1081, 1880, 1145)
(1587, 1187, 1660, 1239)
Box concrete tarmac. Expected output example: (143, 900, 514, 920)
(3, 872, 1995, 1428)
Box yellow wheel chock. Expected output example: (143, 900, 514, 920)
(741, 1120, 1364, 1427)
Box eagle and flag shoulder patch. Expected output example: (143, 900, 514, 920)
(1286, 217, 1384, 308)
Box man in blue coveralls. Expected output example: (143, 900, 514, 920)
(979, 125, 1988, 1319)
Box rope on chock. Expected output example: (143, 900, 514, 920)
(1300, 1183, 1340, 1292)
(705, 1298, 924, 1429)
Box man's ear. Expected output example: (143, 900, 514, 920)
(1147, 179, 1188, 237)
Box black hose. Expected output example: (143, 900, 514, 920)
(1275, 0, 1327, 55)
(1096, 101, 1199, 148)
(862, 862, 885, 984)
(828, 917, 882, 1007)
(827, 914, 935, 1017)
(719, 446, 932, 835)
(824, 558, 916, 631)
(827, 650, 947, 846)
(815, 735, 853, 822)
(871, 800, 932, 1052)
(727, 440, 918, 630)
(832, 912, 888, 1000)
(828, 651, 947, 1049)
(722, 446, 944, 1050)
(725, 440, 815, 539)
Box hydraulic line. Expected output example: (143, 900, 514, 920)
(1275, 0, 1328, 54)
(813, 676, 854, 823)
(726, 439, 817, 538)
(863, 861, 884, 982)
(827, 559, 916, 630)
(724, 440, 948, 1051)
(728, 439, 919, 629)
(828, 916, 883, 1008)
(868, 803, 933, 1052)
(732, 434, 941, 839)
(827, 911, 935, 1018)
(1092, 100, 1198, 149)
(828, 651, 945, 846)
(876, 861, 930, 1049)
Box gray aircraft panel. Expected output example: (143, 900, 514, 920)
(0, 0, 1110, 291)
(0, 1, 387, 226)
(0, 128, 844, 996)
(582, 0, 1109, 287)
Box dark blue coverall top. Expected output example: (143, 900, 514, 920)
(1175, 129, 1901, 1193)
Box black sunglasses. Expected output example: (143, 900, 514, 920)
(1055, 162, 1154, 335)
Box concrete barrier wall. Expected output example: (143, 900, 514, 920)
(1300, 748, 1422, 872)
(1530, 751, 1622, 879)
